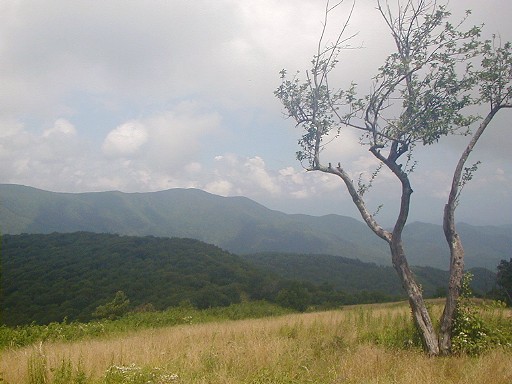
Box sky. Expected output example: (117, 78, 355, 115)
(1, 0, 511, 226)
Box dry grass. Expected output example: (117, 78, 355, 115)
(1, 302, 511, 384)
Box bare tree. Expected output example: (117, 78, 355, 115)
(275, 0, 486, 355)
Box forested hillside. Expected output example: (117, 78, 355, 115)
(1, 233, 274, 325)
(1, 184, 510, 269)
(1, 232, 497, 326)
(1, 232, 393, 326)
(242, 253, 497, 298)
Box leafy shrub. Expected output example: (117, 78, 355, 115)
(452, 273, 489, 355)
(93, 291, 130, 320)
(451, 273, 512, 355)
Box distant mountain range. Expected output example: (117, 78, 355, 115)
(1, 184, 510, 270)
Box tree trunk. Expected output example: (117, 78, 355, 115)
(367, 149, 441, 355)
(331, 157, 440, 355)
(439, 209, 464, 355)
(390, 237, 440, 355)
(438, 108, 499, 355)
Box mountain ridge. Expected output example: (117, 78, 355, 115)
(1, 183, 510, 269)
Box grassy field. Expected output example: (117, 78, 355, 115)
(1, 301, 511, 384)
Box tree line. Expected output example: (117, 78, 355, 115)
(1, 232, 508, 326)
(1, 232, 403, 326)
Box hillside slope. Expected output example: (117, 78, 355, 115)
(1, 184, 510, 269)
(2, 233, 496, 326)
(242, 253, 497, 298)
(1, 232, 273, 325)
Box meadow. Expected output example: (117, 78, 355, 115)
(1, 301, 511, 384)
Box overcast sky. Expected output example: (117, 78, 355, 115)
(1, 0, 511, 226)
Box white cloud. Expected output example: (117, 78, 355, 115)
(205, 180, 234, 196)
(244, 156, 281, 195)
(279, 166, 305, 185)
(90, 104, 222, 191)
(0, 118, 24, 138)
(0, 104, 222, 193)
(0, 117, 93, 189)
(102, 121, 148, 157)
(208, 154, 280, 197)
(141, 103, 221, 169)
(185, 162, 202, 174)
(205, 153, 352, 203)
(291, 189, 310, 199)
(43, 118, 77, 137)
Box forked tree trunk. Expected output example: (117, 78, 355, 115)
(325, 158, 441, 355)
(390, 237, 440, 355)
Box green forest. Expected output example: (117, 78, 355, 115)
(242, 253, 497, 297)
(0, 232, 499, 326)
(2, 232, 271, 325)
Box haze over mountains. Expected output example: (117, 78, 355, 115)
(1, 184, 510, 270)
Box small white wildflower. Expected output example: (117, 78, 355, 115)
(158, 373, 179, 383)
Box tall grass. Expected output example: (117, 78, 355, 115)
(1, 301, 511, 384)
(0, 301, 291, 350)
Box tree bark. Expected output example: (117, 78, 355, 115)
(388, 154, 440, 355)
(439, 208, 464, 355)
(393, 163, 438, 355)
(390, 237, 440, 355)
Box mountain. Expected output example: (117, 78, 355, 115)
(0, 184, 389, 264)
(402, 222, 512, 270)
(1, 184, 510, 269)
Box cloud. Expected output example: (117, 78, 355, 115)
(0, 0, 357, 123)
(205, 153, 347, 202)
(102, 122, 148, 157)
(206, 154, 275, 197)
(95, 104, 222, 190)
(0, 117, 92, 189)
(0, 101, 223, 193)
(0, 117, 24, 138)
(141, 103, 222, 168)
(244, 156, 281, 194)
(43, 118, 77, 137)
(279, 166, 305, 185)
(185, 162, 202, 174)
(205, 180, 234, 196)
(0, 1, 239, 120)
